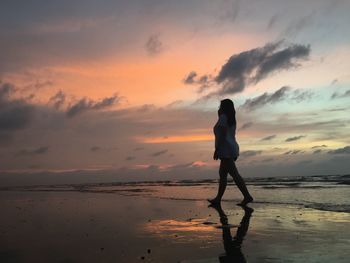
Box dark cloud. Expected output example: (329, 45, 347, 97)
(136, 104, 157, 112)
(326, 107, 347, 112)
(49, 90, 66, 110)
(285, 135, 305, 142)
(284, 150, 302, 155)
(145, 34, 163, 56)
(183, 71, 212, 93)
(92, 95, 121, 110)
(311, 145, 327, 149)
(330, 92, 337, 99)
(267, 14, 279, 30)
(328, 146, 350, 155)
(125, 156, 136, 161)
(183, 71, 197, 84)
(166, 100, 183, 108)
(331, 89, 350, 99)
(196, 76, 212, 93)
(241, 86, 314, 111)
(261, 135, 276, 141)
(238, 122, 253, 131)
(240, 150, 262, 158)
(214, 41, 279, 94)
(0, 83, 35, 132)
(16, 146, 49, 156)
(90, 146, 100, 152)
(66, 94, 121, 117)
(198, 75, 209, 84)
(313, 149, 322, 154)
(291, 89, 313, 102)
(204, 41, 310, 97)
(66, 99, 91, 117)
(253, 44, 310, 83)
(0, 83, 14, 99)
(241, 86, 290, 111)
(151, 149, 168, 157)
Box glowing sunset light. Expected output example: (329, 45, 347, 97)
(138, 135, 213, 143)
(144, 219, 217, 233)
(191, 161, 208, 167)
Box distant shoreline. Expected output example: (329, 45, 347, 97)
(1, 173, 349, 190)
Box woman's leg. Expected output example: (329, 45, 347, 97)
(225, 158, 253, 204)
(209, 159, 228, 203)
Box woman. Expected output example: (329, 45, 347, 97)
(208, 99, 253, 206)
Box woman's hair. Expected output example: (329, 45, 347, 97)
(218, 98, 236, 127)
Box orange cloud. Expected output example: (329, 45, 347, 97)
(136, 134, 213, 143)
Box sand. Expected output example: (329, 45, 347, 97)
(0, 187, 349, 263)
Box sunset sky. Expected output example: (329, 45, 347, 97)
(1, 0, 349, 185)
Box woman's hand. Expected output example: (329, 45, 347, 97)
(213, 149, 219, 160)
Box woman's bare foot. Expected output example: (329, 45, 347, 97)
(207, 198, 221, 205)
(237, 196, 253, 206)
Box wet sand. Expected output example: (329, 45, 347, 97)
(0, 189, 349, 263)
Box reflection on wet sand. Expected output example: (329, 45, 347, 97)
(144, 218, 217, 233)
(209, 204, 253, 263)
(143, 217, 218, 244)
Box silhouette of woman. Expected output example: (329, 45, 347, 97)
(208, 99, 253, 206)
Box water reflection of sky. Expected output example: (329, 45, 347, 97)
(1, 189, 350, 262)
(140, 200, 350, 262)
(143, 219, 219, 244)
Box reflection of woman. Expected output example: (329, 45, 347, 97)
(209, 203, 254, 263)
(208, 99, 253, 205)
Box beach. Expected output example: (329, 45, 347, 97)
(1, 175, 349, 262)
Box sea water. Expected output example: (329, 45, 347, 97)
(7, 174, 349, 213)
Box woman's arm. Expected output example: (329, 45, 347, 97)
(214, 125, 227, 160)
